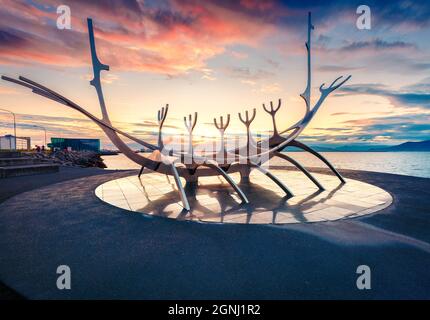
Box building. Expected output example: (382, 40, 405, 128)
(48, 138, 100, 152)
(0, 135, 31, 150)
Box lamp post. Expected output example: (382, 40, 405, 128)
(32, 125, 47, 148)
(0, 108, 17, 150)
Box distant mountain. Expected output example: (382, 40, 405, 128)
(283, 140, 430, 152)
(284, 145, 372, 152)
(370, 140, 430, 152)
(283, 145, 336, 152)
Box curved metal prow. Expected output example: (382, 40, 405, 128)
(2, 75, 158, 151)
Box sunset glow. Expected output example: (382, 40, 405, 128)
(1, 0, 429, 148)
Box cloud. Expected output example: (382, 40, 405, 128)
(1, 0, 429, 77)
(317, 65, 363, 72)
(83, 73, 119, 84)
(200, 68, 216, 81)
(367, 0, 430, 29)
(260, 82, 281, 93)
(1, 0, 430, 148)
(224, 66, 274, 81)
(339, 39, 416, 52)
(0, 29, 28, 47)
(241, 80, 256, 86)
(230, 51, 248, 59)
(239, 0, 275, 11)
(338, 83, 430, 109)
(0, 0, 277, 75)
(408, 63, 430, 71)
(265, 57, 280, 68)
(132, 120, 180, 130)
(402, 77, 430, 92)
(301, 113, 430, 144)
(328, 79, 430, 143)
(338, 114, 430, 142)
(330, 111, 391, 117)
(0, 112, 170, 146)
(0, 86, 18, 94)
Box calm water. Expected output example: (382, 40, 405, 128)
(102, 152, 430, 179)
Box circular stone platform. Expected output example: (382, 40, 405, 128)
(95, 169, 392, 224)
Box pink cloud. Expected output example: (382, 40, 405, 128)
(0, 0, 277, 75)
(240, 0, 275, 11)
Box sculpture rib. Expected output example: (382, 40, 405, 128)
(204, 162, 249, 204)
(250, 161, 294, 198)
(170, 162, 191, 211)
(274, 151, 325, 190)
(287, 140, 346, 183)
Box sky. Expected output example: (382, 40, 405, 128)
(0, 0, 429, 149)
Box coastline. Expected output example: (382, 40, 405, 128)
(102, 151, 430, 179)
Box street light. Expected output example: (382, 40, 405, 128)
(0, 108, 17, 150)
(31, 125, 47, 148)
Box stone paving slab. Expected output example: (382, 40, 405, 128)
(95, 170, 392, 224)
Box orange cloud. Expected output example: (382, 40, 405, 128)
(0, 0, 277, 75)
(240, 0, 275, 11)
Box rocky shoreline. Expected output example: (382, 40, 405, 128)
(26, 150, 107, 168)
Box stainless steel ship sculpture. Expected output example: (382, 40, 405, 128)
(2, 13, 351, 211)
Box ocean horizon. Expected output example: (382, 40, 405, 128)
(102, 151, 430, 179)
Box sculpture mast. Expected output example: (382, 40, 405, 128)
(88, 18, 110, 123)
(300, 12, 314, 114)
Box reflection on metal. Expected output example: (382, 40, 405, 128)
(250, 161, 294, 198)
(275, 151, 324, 190)
(287, 140, 346, 184)
(138, 166, 145, 178)
(204, 161, 249, 204)
(2, 12, 351, 211)
(170, 162, 190, 211)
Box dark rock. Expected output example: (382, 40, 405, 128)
(25, 150, 107, 168)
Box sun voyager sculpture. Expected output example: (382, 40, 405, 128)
(2, 12, 351, 212)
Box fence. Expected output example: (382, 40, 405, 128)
(0, 135, 31, 150)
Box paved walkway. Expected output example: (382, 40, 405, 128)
(0, 167, 429, 299)
(0, 167, 129, 299)
(95, 171, 392, 224)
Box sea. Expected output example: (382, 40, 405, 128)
(102, 152, 430, 179)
